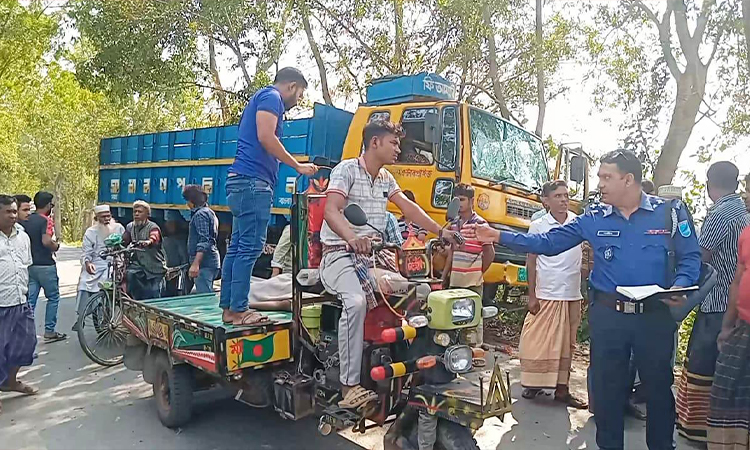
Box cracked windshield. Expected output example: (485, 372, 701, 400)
(469, 108, 548, 191)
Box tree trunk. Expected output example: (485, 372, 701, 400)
(652, 69, 707, 187)
(208, 38, 230, 123)
(394, 0, 404, 73)
(481, 3, 512, 120)
(302, 11, 333, 105)
(743, 0, 750, 75)
(534, 0, 546, 137)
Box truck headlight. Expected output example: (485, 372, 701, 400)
(451, 299, 475, 324)
(444, 345, 473, 373)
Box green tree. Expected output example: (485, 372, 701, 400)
(586, 0, 744, 187)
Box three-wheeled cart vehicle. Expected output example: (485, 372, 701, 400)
(121, 192, 512, 449)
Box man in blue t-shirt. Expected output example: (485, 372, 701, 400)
(221, 67, 318, 325)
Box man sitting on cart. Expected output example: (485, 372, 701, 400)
(320, 120, 449, 409)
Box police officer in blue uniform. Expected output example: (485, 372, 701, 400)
(466, 149, 701, 450)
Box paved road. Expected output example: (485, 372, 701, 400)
(1, 246, 676, 450)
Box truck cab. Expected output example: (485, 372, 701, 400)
(340, 73, 590, 290)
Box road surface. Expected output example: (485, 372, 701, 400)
(1, 245, 681, 449)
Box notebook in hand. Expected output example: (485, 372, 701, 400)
(616, 285, 699, 301)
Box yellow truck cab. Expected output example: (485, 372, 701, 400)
(340, 73, 590, 297)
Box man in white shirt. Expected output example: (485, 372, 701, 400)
(519, 180, 587, 409)
(73, 204, 125, 331)
(0, 194, 38, 413)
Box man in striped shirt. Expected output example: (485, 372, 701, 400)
(442, 184, 494, 347)
(442, 184, 494, 295)
(676, 161, 750, 443)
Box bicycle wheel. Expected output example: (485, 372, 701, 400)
(77, 290, 127, 366)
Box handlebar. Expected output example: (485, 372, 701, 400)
(371, 241, 401, 253)
(99, 243, 144, 258)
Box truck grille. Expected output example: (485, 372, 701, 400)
(488, 223, 529, 265)
(506, 198, 543, 220)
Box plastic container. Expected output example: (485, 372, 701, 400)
(301, 304, 322, 330)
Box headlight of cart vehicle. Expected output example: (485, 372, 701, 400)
(407, 315, 429, 328)
(482, 306, 499, 319)
(433, 332, 451, 347)
(443, 345, 473, 373)
(451, 299, 475, 324)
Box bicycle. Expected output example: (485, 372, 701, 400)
(76, 235, 140, 366)
(77, 235, 192, 367)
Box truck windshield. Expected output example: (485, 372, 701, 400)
(469, 108, 548, 191)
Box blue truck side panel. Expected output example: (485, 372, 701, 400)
(98, 103, 353, 226)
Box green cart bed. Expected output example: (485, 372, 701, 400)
(122, 293, 295, 376)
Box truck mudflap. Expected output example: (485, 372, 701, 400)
(407, 360, 512, 430)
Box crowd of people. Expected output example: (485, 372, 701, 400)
(2, 66, 750, 450)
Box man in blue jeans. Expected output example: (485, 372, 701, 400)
(24, 191, 66, 343)
(183, 185, 220, 293)
(221, 67, 318, 325)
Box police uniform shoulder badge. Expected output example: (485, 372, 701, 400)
(678, 220, 691, 238)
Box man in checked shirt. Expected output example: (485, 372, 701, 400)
(183, 185, 221, 294)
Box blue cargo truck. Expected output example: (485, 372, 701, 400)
(98, 103, 354, 275)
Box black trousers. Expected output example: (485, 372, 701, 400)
(589, 301, 677, 450)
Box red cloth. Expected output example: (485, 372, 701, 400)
(737, 227, 750, 324)
(44, 214, 54, 236)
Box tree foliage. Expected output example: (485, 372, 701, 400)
(2, 0, 749, 241)
(585, 0, 745, 187)
(0, 1, 209, 241)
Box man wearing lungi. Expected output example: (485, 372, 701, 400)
(519, 180, 587, 409)
(677, 161, 750, 443)
(0, 194, 38, 413)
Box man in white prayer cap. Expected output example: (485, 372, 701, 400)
(73, 205, 125, 331)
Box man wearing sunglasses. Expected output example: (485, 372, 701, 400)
(465, 149, 701, 450)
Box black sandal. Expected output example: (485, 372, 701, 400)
(554, 392, 588, 409)
(522, 388, 542, 399)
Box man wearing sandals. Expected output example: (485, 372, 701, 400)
(220, 67, 318, 326)
(0, 195, 38, 413)
(320, 120, 449, 409)
(519, 180, 588, 409)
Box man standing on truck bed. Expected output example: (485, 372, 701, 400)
(320, 120, 449, 409)
(221, 67, 318, 326)
(464, 149, 701, 450)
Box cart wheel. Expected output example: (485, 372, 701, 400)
(318, 417, 333, 436)
(153, 355, 194, 428)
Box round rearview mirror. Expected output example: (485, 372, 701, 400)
(344, 203, 368, 227)
(446, 197, 460, 221)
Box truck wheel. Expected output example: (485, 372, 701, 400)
(434, 419, 479, 450)
(153, 355, 194, 428)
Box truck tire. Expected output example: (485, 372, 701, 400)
(434, 419, 479, 450)
(153, 354, 194, 428)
